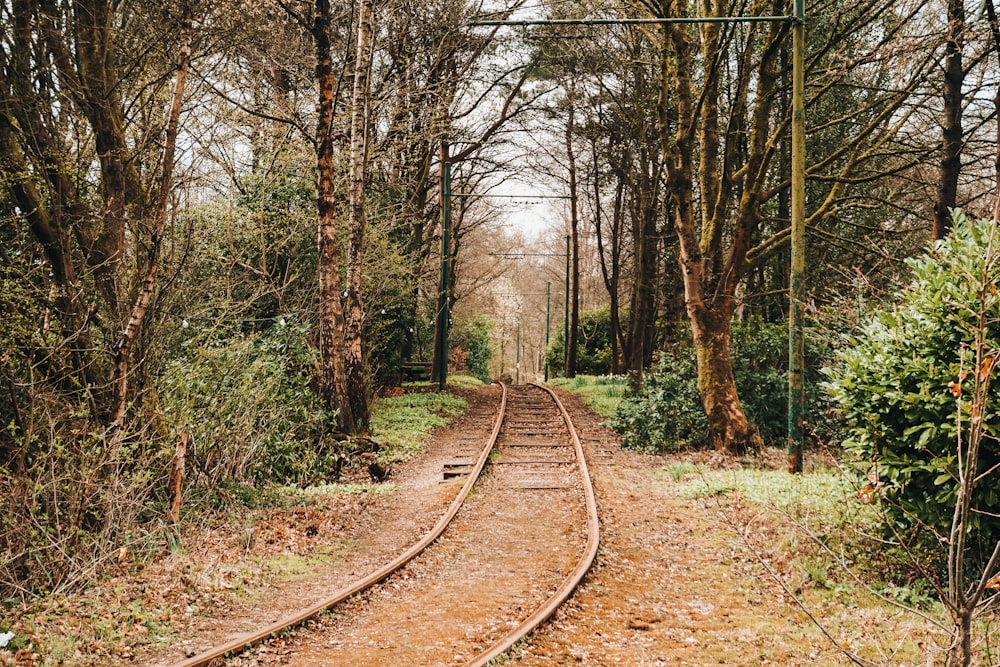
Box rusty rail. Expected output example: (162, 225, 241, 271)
(172, 383, 508, 667)
(463, 383, 600, 667)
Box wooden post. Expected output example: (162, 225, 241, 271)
(166, 432, 187, 524)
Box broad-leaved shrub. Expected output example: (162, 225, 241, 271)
(824, 212, 1000, 552)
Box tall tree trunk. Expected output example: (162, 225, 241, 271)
(314, 0, 352, 433)
(344, 0, 374, 433)
(934, 0, 964, 240)
(625, 184, 658, 381)
(593, 140, 624, 374)
(565, 98, 580, 379)
(660, 19, 761, 453)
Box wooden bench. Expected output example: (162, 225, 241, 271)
(401, 361, 433, 382)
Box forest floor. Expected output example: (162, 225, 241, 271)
(1, 385, 954, 667)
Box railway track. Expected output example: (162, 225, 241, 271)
(172, 382, 598, 667)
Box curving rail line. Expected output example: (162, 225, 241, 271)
(171, 381, 599, 667)
(464, 383, 600, 666)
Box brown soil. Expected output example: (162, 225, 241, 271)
(2, 384, 902, 667)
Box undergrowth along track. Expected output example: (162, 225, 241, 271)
(171, 382, 599, 667)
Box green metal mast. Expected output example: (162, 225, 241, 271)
(544, 281, 551, 381)
(436, 155, 451, 391)
(787, 0, 806, 473)
(516, 320, 521, 384)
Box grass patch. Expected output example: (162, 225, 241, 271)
(447, 373, 485, 389)
(293, 482, 398, 497)
(665, 464, 949, 662)
(549, 374, 628, 420)
(676, 468, 859, 516)
(370, 390, 468, 462)
(402, 372, 484, 391)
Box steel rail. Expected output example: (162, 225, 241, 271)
(464, 383, 601, 667)
(171, 383, 508, 667)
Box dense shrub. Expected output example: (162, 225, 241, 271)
(452, 316, 494, 384)
(824, 213, 1000, 552)
(610, 352, 707, 451)
(546, 306, 615, 376)
(611, 319, 829, 451)
(160, 316, 336, 487)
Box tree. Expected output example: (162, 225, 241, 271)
(344, 0, 375, 432)
(0, 0, 197, 592)
(629, 0, 939, 453)
(313, 0, 354, 432)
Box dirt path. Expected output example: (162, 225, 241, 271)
(135, 385, 503, 666)
(253, 384, 590, 666)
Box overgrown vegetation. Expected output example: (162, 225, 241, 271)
(548, 374, 627, 421)
(369, 391, 468, 463)
(161, 316, 333, 487)
(546, 307, 616, 377)
(609, 320, 830, 451)
(452, 316, 495, 384)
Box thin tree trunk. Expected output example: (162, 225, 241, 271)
(314, 0, 352, 433)
(934, 0, 964, 240)
(566, 98, 580, 379)
(107, 5, 192, 446)
(344, 0, 374, 433)
(593, 139, 624, 374)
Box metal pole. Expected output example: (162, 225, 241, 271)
(545, 281, 551, 381)
(437, 156, 451, 391)
(788, 0, 806, 473)
(564, 235, 570, 378)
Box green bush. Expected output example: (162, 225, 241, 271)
(824, 212, 1000, 552)
(546, 306, 615, 377)
(610, 352, 707, 451)
(611, 320, 828, 451)
(453, 316, 494, 384)
(160, 315, 335, 486)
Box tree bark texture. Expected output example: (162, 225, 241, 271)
(566, 97, 580, 379)
(314, 0, 353, 433)
(934, 0, 964, 241)
(344, 0, 375, 433)
(654, 9, 775, 453)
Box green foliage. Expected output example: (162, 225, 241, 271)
(369, 391, 467, 462)
(732, 318, 831, 446)
(546, 306, 615, 376)
(611, 352, 708, 451)
(453, 316, 494, 384)
(362, 214, 420, 389)
(161, 316, 335, 486)
(611, 319, 829, 451)
(548, 374, 627, 421)
(824, 212, 1000, 554)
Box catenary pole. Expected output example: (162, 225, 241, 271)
(788, 0, 806, 473)
(545, 281, 551, 381)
